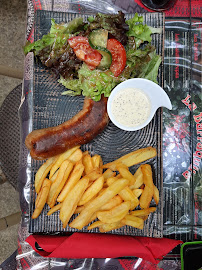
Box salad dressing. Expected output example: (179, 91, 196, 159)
(111, 87, 151, 127)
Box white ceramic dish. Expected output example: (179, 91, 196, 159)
(107, 78, 172, 131)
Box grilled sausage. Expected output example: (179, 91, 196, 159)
(25, 96, 109, 160)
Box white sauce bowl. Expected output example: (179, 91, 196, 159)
(107, 78, 172, 131)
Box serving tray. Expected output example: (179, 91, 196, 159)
(29, 10, 164, 237)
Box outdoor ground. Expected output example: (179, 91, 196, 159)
(0, 0, 27, 264)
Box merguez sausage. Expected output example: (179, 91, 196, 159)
(25, 96, 109, 160)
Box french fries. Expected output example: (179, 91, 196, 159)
(129, 166, 144, 189)
(60, 177, 89, 228)
(32, 145, 159, 233)
(119, 187, 139, 210)
(106, 178, 139, 210)
(49, 170, 59, 183)
(116, 164, 136, 185)
(153, 185, 160, 205)
(99, 221, 123, 232)
(92, 154, 102, 169)
(69, 178, 129, 229)
(133, 188, 143, 198)
(32, 179, 51, 219)
(57, 161, 84, 202)
(103, 147, 157, 170)
(100, 195, 122, 211)
(47, 160, 73, 208)
(102, 169, 116, 180)
(83, 154, 94, 174)
(86, 168, 102, 181)
(130, 207, 156, 217)
(35, 156, 56, 194)
(87, 220, 103, 230)
(68, 149, 83, 163)
(49, 146, 80, 179)
(121, 215, 144, 229)
(47, 203, 62, 216)
(97, 201, 131, 223)
(139, 165, 154, 209)
(78, 176, 104, 206)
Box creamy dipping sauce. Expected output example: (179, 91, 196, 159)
(111, 87, 151, 127)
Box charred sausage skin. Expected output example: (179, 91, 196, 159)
(25, 96, 109, 160)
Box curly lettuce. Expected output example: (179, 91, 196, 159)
(121, 43, 161, 84)
(59, 63, 119, 101)
(126, 13, 162, 48)
(23, 17, 84, 55)
(87, 11, 129, 45)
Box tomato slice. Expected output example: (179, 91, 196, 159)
(68, 36, 101, 69)
(107, 39, 126, 77)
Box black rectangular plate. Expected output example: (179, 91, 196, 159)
(29, 10, 164, 237)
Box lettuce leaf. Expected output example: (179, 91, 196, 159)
(23, 17, 84, 55)
(120, 43, 161, 84)
(138, 51, 161, 84)
(23, 34, 55, 55)
(126, 13, 162, 47)
(59, 64, 119, 101)
(50, 17, 84, 35)
(87, 11, 129, 45)
(59, 78, 82, 96)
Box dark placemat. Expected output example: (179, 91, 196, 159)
(29, 10, 164, 237)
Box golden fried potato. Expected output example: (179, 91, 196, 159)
(78, 176, 104, 206)
(130, 207, 156, 217)
(49, 170, 59, 183)
(35, 156, 56, 194)
(132, 188, 143, 198)
(32, 179, 51, 219)
(99, 221, 123, 232)
(57, 161, 84, 202)
(69, 178, 129, 230)
(87, 221, 103, 230)
(106, 177, 117, 186)
(74, 205, 85, 214)
(48, 160, 73, 208)
(32, 145, 160, 233)
(153, 185, 159, 205)
(47, 203, 62, 216)
(49, 146, 80, 179)
(92, 154, 101, 169)
(119, 187, 139, 210)
(86, 168, 102, 181)
(103, 147, 157, 170)
(83, 154, 94, 174)
(121, 215, 144, 229)
(68, 149, 83, 163)
(100, 195, 122, 211)
(97, 201, 130, 223)
(102, 169, 116, 180)
(116, 163, 135, 185)
(107, 177, 139, 210)
(60, 177, 89, 228)
(139, 165, 154, 209)
(129, 166, 144, 189)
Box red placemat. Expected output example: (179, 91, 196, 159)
(135, 0, 201, 17)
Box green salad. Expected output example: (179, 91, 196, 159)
(24, 12, 162, 101)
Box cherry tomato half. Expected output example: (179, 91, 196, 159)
(107, 39, 126, 77)
(68, 36, 101, 69)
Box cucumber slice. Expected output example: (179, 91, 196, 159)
(89, 29, 108, 49)
(88, 29, 111, 69)
(97, 49, 112, 70)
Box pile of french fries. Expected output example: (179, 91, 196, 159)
(32, 145, 159, 232)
